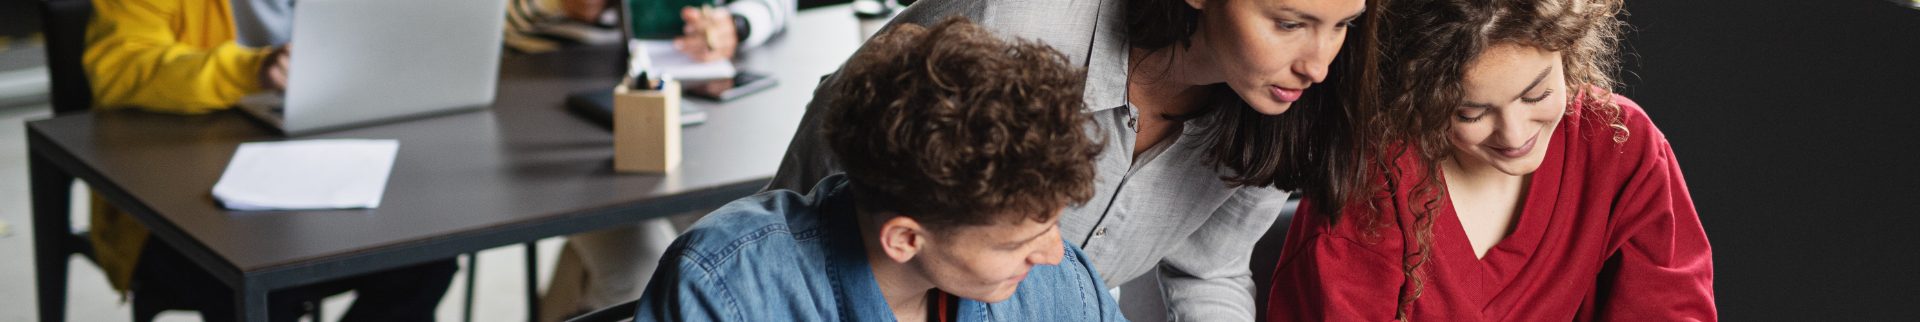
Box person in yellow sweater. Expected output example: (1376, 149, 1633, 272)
(83, 0, 455, 321)
(85, 0, 284, 113)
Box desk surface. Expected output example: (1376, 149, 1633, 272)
(28, 6, 861, 284)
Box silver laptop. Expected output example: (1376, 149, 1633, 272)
(240, 0, 509, 136)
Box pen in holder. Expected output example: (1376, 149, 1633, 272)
(613, 77, 681, 173)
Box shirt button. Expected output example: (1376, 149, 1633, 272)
(1094, 227, 1108, 237)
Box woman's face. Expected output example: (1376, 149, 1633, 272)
(1196, 0, 1366, 115)
(1449, 44, 1569, 176)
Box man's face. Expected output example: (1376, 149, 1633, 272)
(912, 213, 1065, 303)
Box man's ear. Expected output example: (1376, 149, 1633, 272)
(876, 215, 928, 263)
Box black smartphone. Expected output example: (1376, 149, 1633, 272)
(682, 71, 779, 102)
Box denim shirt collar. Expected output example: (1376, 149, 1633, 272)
(818, 184, 900, 322)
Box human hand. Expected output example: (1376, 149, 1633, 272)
(259, 44, 291, 91)
(673, 6, 738, 62)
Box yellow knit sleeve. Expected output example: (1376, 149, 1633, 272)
(84, 0, 267, 114)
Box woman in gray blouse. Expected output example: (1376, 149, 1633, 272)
(769, 0, 1380, 321)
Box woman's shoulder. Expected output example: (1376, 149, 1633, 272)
(1573, 93, 1671, 157)
(1555, 93, 1690, 196)
(1610, 94, 1662, 142)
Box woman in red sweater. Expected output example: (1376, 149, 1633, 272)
(1265, 0, 1715, 320)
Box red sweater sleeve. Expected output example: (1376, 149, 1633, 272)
(1585, 123, 1717, 321)
(1268, 202, 1404, 322)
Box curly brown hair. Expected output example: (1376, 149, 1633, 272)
(1370, 0, 1628, 319)
(1127, 0, 1388, 214)
(822, 16, 1103, 230)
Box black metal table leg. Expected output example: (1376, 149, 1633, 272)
(237, 279, 268, 322)
(525, 241, 540, 322)
(466, 252, 478, 322)
(31, 145, 76, 322)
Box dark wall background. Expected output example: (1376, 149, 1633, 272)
(1617, 0, 1920, 319)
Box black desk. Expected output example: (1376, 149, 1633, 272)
(30, 6, 862, 322)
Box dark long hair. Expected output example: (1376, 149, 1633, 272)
(1373, 0, 1627, 319)
(1125, 0, 1387, 215)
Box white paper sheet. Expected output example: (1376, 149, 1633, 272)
(632, 40, 736, 80)
(212, 139, 400, 211)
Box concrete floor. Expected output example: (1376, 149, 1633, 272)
(0, 101, 571, 321)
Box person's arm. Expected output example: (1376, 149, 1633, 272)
(1589, 141, 1717, 321)
(671, 0, 794, 61)
(86, 0, 268, 114)
(725, 0, 794, 49)
(1157, 186, 1290, 322)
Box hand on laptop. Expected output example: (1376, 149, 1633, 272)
(673, 6, 738, 62)
(259, 44, 292, 91)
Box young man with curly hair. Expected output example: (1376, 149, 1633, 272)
(632, 17, 1126, 322)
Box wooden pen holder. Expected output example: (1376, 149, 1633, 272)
(613, 79, 681, 173)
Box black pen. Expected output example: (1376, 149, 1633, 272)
(628, 70, 650, 91)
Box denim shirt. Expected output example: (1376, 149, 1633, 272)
(636, 175, 1129, 322)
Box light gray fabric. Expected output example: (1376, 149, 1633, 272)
(1118, 268, 1170, 321)
(568, 218, 679, 309)
(765, 1, 1290, 321)
(231, 0, 294, 47)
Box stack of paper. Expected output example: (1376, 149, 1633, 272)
(212, 139, 400, 211)
(632, 40, 736, 80)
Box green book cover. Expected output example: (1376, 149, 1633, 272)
(630, 0, 721, 39)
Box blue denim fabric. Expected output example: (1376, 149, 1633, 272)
(634, 175, 1128, 321)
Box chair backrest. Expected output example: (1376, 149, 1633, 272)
(1249, 197, 1298, 319)
(40, 0, 93, 116)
